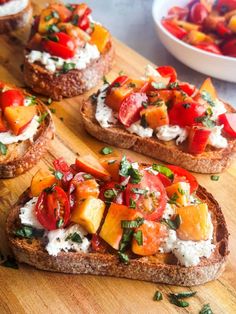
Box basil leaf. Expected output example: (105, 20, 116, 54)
(161, 214, 181, 230)
(49, 108, 56, 114)
(152, 164, 174, 180)
(0, 142, 7, 155)
(61, 62, 76, 74)
(121, 217, 144, 229)
(54, 170, 63, 180)
(25, 95, 37, 106)
(199, 304, 213, 314)
(118, 251, 129, 264)
(151, 82, 167, 89)
(57, 218, 64, 228)
(169, 294, 189, 307)
(170, 291, 196, 299)
(83, 174, 93, 180)
(129, 167, 142, 184)
(119, 155, 131, 177)
(119, 229, 133, 252)
(14, 226, 34, 239)
(133, 230, 143, 246)
(65, 232, 82, 243)
(131, 188, 147, 195)
(195, 116, 216, 128)
(153, 291, 163, 301)
(168, 82, 179, 89)
(37, 112, 49, 124)
(211, 175, 219, 181)
(47, 24, 60, 33)
(100, 147, 113, 155)
(104, 189, 117, 200)
(129, 198, 136, 209)
(201, 90, 215, 106)
(168, 192, 179, 205)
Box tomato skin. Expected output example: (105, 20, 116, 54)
(125, 170, 167, 221)
(188, 126, 211, 154)
(216, 22, 232, 37)
(91, 234, 108, 253)
(221, 39, 236, 57)
(53, 158, 74, 190)
(43, 32, 75, 59)
(157, 66, 177, 83)
(162, 20, 188, 39)
(67, 172, 87, 208)
(189, 3, 208, 25)
(35, 186, 70, 231)
(218, 113, 236, 137)
(109, 76, 129, 91)
(168, 101, 206, 127)
(166, 165, 198, 193)
(0, 89, 24, 111)
(168, 6, 189, 20)
(195, 43, 222, 55)
(178, 82, 196, 96)
(157, 173, 172, 187)
(118, 92, 148, 127)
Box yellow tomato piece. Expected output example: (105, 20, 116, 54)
(90, 24, 110, 53)
(185, 30, 213, 45)
(30, 169, 56, 197)
(166, 182, 190, 207)
(140, 103, 169, 129)
(228, 15, 236, 33)
(199, 77, 217, 101)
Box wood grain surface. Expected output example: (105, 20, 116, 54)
(0, 1, 236, 313)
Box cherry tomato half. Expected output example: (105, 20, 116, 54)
(189, 2, 208, 25)
(125, 170, 167, 221)
(218, 113, 236, 138)
(43, 32, 75, 59)
(166, 165, 198, 193)
(195, 43, 222, 55)
(35, 186, 70, 231)
(157, 66, 177, 83)
(162, 20, 188, 39)
(168, 6, 189, 20)
(188, 126, 211, 154)
(0, 89, 24, 111)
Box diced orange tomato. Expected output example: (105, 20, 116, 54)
(199, 77, 217, 101)
(4, 105, 37, 135)
(50, 3, 72, 22)
(99, 156, 121, 181)
(90, 24, 110, 53)
(38, 8, 60, 34)
(75, 179, 99, 201)
(140, 104, 169, 129)
(228, 15, 236, 32)
(176, 203, 211, 241)
(75, 155, 111, 181)
(30, 169, 57, 197)
(172, 90, 192, 105)
(166, 182, 190, 206)
(99, 203, 140, 250)
(185, 30, 214, 45)
(132, 221, 167, 256)
(147, 90, 173, 104)
(58, 23, 91, 42)
(71, 196, 105, 234)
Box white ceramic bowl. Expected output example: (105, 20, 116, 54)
(152, 0, 236, 83)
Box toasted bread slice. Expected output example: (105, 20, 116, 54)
(0, 85, 54, 178)
(6, 183, 228, 287)
(81, 98, 236, 174)
(0, 0, 32, 33)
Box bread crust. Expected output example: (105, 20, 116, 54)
(23, 43, 115, 100)
(0, 0, 32, 33)
(0, 87, 54, 178)
(81, 98, 236, 174)
(6, 185, 229, 286)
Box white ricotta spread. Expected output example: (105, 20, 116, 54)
(211, 99, 227, 120)
(95, 84, 118, 128)
(127, 120, 153, 138)
(0, 0, 28, 17)
(19, 197, 43, 229)
(0, 116, 39, 145)
(27, 43, 100, 73)
(156, 125, 188, 144)
(209, 125, 228, 149)
(46, 224, 90, 256)
(162, 203, 175, 220)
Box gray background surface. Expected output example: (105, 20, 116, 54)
(67, 0, 235, 105)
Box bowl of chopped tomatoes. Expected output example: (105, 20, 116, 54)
(152, 0, 236, 82)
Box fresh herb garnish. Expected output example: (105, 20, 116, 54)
(54, 170, 63, 180)
(195, 115, 216, 128)
(14, 226, 34, 239)
(119, 156, 142, 184)
(142, 101, 148, 108)
(162, 214, 181, 230)
(71, 14, 79, 25)
(168, 82, 179, 89)
(121, 217, 144, 229)
(127, 82, 136, 88)
(182, 103, 191, 109)
(103, 76, 109, 84)
(153, 291, 163, 301)
(50, 57, 59, 62)
(65, 232, 82, 243)
(133, 230, 143, 246)
(61, 62, 76, 74)
(45, 14, 53, 22)
(140, 115, 148, 128)
(46, 34, 59, 42)
(170, 291, 196, 299)
(25, 95, 37, 106)
(49, 108, 56, 114)
(52, 11, 60, 19)
(199, 303, 213, 314)
(66, 4, 74, 11)
(57, 218, 64, 228)
(83, 174, 93, 180)
(211, 175, 219, 181)
(131, 188, 147, 195)
(47, 24, 60, 33)
(129, 198, 136, 209)
(113, 82, 121, 88)
(178, 188, 185, 195)
(100, 147, 113, 155)
(129, 167, 142, 184)
(169, 294, 189, 308)
(153, 99, 164, 107)
(152, 164, 174, 180)
(168, 192, 179, 205)
(201, 90, 215, 106)
(44, 183, 56, 194)
(37, 112, 49, 123)
(151, 82, 167, 90)
(0, 142, 7, 155)
(118, 251, 129, 264)
(104, 189, 118, 200)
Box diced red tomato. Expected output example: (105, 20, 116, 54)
(166, 165, 198, 193)
(195, 42, 222, 55)
(218, 113, 236, 137)
(179, 82, 196, 96)
(168, 101, 206, 127)
(0, 113, 7, 132)
(125, 170, 167, 221)
(216, 22, 232, 37)
(168, 6, 189, 19)
(157, 66, 177, 83)
(0, 89, 24, 111)
(215, 0, 236, 13)
(99, 181, 124, 204)
(188, 126, 211, 154)
(221, 39, 236, 57)
(109, 76, 129, 90)
(118, 92, 148, 127)
(43, 32, 75, 59)
(72, 5, 92, 31)
(157, 173, 172, 187)
(91, 234, 108, 253)
(53, 158, 74, 190)
(35, 186, 70, 230)
(162, 20, 188, 39)
(189, 3, 208, 25)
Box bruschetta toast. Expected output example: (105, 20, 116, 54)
(0, 0, 32, 33)
(6, 154, 228, 286)
(0, 81, 54, 178)
(23, 2, 114, 100)
(81, 65, 236, 173)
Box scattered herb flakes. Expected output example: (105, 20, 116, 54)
(38, 112, 49, 123)
(49, 108, 56, 114)
(121, 217, 144, 229)
(195, 115, 216, 128)
(142, 101, 148, 108)
(113, 82, 121, 88)
(83, 173, 93, 180)
(127, 82, 136, 88)
(133, 230, 143, 246)
(100, 147, 113, 155)
(119, 156, 142, 184)
(14, 226, 34, 239)
(182, 103, 191, 109)
(0, 142, 7, 155)
(66, 4, 74, 11)
(103, 76, 109, 84)
(53, 170, 63, 180)
(168, 82, 179, 89)
(2, 256, 19, 269)
(201, 90, 215, 106)
(71, 14, 79, 25)
(152, 164, 174, 180)
(199, 303, 213, 314)
(118, 251, 129, 264)
(131, 188, 147, 195)
(129, 198, 136, 209)
(169, 294, 189, 308)
(178, 188, 185, 195)
(153, 291, 163, 301)
(140, 115, 148, 128)
(162, 214, 181, 230)
(129, 168, 142, 184)
(65, 232, 82, 243)
(168, 192, 179, 205)
(119, 229, 133, 252)
(170, 291, 196, 299)
(57, 218, 64, 228)
(26, 95, 37, 106)
(61, 62, 76, 74)
(47, 24, 60, 33)
(151, 81, 167, 90)
(104, 189, 117, 200)
(211, 175, 219, 181)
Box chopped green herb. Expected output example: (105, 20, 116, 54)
(168, 192, 179, 205)
(182, 103, 191, 109)
(152, 164, 174, 180)
(65, 232, 82, 243)
(153, 99, 164, 107)
(206, 107, 213, 116)
(131, 188, 147, 195)
(100, 147, 113, 155)
(119, 70, 125, 75)
(142, 101, 148, 108)
(211, 175, 219, 181)
(121, 217, 144, 229)
(53, 170, 63, 180)
(61, 62, 76, 74)
(90, 22, 95, 31)
(47, 24, 60, 33)
(49, 108, 56, 114)
(14, 226, 33, 239)
(57, 218, 64, 228)
(199, 303, 213, 314)
(44, 183, 56, 194)
(153, 291, 163, 301)
(66, 4, 74, 11)
(129, 198, 136, 209)
(162, 214, 181, 230)
(104, 189, 118, 200)
(201, 90, 215, 106)
(50, 57, 59, 61)
(129, 167, 142, 184)
(46, 34, 59, 42)
(133, 230, 143, 246)
(195, 115, 216, 128)
(103, 76, 109, 84)
(169, 294, 189, 308)
(119, 228, 133, 252)
(113, 82, 121, 88)
(26, 95, 37, 106)
(45, 14, 53, 22)
(118, 251, 129, 264)
(2, 256, 19, 269)
(140, 115, 148, 128)
(170, 291, 196, 299)
(37, 112, 49, 124)
(52, 11, 60, 19)
(119, 156, 142, 184)
(168, 82, 179, 89)
(178, 188, 185, 195)
(127, 82, 136, 88)
(71, 14, 79, 25)
(0, 142, 7, 155)
(151, 82, 167, 90)
(83, 174, 93, 180)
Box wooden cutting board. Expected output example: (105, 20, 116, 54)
(0, 1, 236, 313)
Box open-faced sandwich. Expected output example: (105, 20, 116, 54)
(0, 81, 54, 178)
(23, 2, 114, 100)
(6, 154, 228, 286)
(81, 65, 236, 173)
(0, 0, 32, 33)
